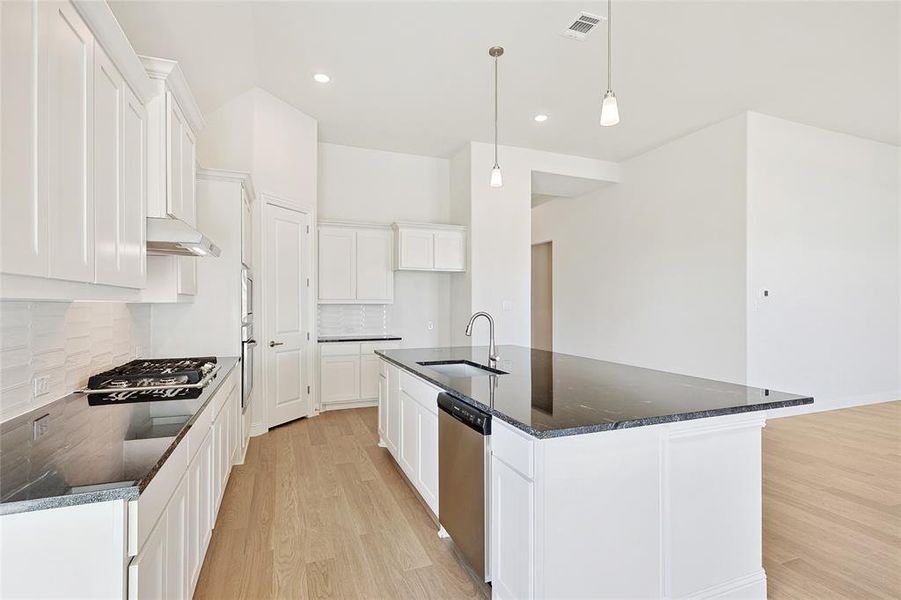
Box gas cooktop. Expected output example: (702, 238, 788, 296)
(84, 357, 219, 405)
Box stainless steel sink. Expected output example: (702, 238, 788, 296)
(417, 360, 507, 378)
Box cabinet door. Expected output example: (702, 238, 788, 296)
(399, 389, 419, 480)
(128, 513, 166, 600)
(165, 476, 188, 600)
(228, 386, 239, 463)
(378, 371, 388, 441)
(187, 431, 212, 592)
(356, 229, 394, 302)
(320, 355, 361, 405)
(417, 404, 439, 514)
(211, 408, 228, 513)
(93, 44, 123, 286)
(165, 92, 186, 221)
(1, 0, 44, 277)
(434, 230, 465, 271)
(40, 1, 94, 283)
(177, 257, 196, 295)
(360, 354, 380, 399)
(386, 366, 400, 457)
(491, 457, 534, 600)
(318, 227, 357, 301)
(398, 229, 434, 270)
(121, 86, 147, 288)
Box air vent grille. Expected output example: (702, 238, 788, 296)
(561, 11, 605, 41)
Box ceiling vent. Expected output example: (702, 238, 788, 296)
(560, 11, 605, 41)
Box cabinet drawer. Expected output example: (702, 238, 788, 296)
(492, 419, 534, 480)
(128, 437, 189, 556)
(398, 370, 440, 415)
(211, 369, 238, 419)
(185, 401, 212, 462)
(320, 342, 361, 357)
(360, 341, 400, 355)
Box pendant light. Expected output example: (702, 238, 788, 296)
(600, 0, 620, 126)
(489, 46, 504, 188)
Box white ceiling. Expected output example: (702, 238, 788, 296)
(110, 1, 899, 161)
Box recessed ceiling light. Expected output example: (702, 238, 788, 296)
(313, 73, 331, 83)
(534, 114, 549, 123)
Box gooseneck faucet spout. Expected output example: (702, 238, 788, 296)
(465, 311, 499, 367)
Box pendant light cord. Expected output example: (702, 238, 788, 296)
(607, 0, 613, 92)
(494, 54, 499, 167)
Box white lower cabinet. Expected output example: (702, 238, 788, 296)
(384, 362, 440, 516)
(129, 371, 240, 600)
(490, 457, 534, 600)
(319, 341, 401, 409)
(129, 515, 167, 600)
(164, 477, 188, 600)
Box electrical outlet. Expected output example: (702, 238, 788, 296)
(502, 300, 513, 312)
(33, 414, 49, 441)
(33, 375, 50, 397)
(427, 321, 434, 331)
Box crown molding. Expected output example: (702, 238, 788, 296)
(72, 1, 155, 103)
(196, 168, 256, 203)
(139, 55, 205, 133)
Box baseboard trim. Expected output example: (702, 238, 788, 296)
(768, 392, 900, 419)
(685, 569, 767, 599)
(321, 398, 378, 411)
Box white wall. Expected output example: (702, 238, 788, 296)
(318, 143, 454, 348)
(454, 142, 621, 348)
(0, 302, 151, 421)
(532, 115, 749, 383)
(746, 112, 900, 411)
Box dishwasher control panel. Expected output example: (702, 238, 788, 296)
(438, 393, 491, 435)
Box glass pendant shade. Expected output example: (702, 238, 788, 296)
(600, 90, 620, 127)
(489, 165, 504, 188)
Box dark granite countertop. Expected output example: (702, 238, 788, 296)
(318, 334, 402, 343)
(375, 346, 813, 439)
(0, 357, 239, 516)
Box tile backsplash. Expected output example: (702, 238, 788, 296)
(0, 302, 151, 422)
(317, 304, 390, 336)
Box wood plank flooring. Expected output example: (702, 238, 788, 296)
(763, 401, 901, 599)
(194, 408, 490, 600)
(196, 402, 900, 599)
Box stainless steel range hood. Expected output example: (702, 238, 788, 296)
(146, 217, 221, 257)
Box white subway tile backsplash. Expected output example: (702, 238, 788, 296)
(0, 302, 151, 422)
(317, 304, 391, 336)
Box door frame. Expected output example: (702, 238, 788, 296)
(257, 192, 316, 432)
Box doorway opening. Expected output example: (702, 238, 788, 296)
(531, 241, 553, 351)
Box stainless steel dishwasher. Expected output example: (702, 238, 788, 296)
(438, 392, 491, 581)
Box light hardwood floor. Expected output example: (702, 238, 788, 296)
(196, 402, 900, 599)
(763, 401, 900, 599)
(194, 407, 490, 599)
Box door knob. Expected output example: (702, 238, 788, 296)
(269, 341, 284, 347)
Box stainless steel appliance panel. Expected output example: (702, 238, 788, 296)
(241, 323, 256, 412)
(438, 392, 491, 581)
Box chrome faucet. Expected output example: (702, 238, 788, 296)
(465, 311, 499, 367)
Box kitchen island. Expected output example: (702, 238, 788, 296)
(375, 345, 812, 600)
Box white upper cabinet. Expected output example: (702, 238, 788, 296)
(393, 222, 467, 272)
(140, 55, 204, 301)
(0, 0, 154, 298)
(142, 56, 203, 224)
(41, 0, 95, 283)
(318, 222, 394, 304)
(94, 43, 147, 289)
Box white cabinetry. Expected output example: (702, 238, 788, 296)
(380, 364, 440, 516)
(0, 0, 153, 299)
(141, 56, 204, 302)
(319, 341, 401, 410)
(186, 431, 212, 592)
(318, 222, 394, 304)
(129, 515, 167, 600)
(490, 420, 535, 600)
(393, 222, 466, 272)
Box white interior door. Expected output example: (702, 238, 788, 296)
(264, 203, 312, 428)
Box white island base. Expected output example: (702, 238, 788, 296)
(490, 411, 768, 600)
